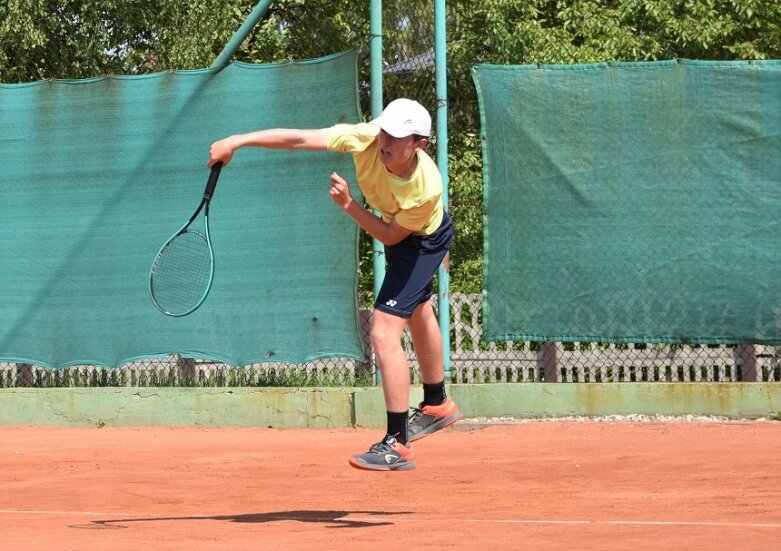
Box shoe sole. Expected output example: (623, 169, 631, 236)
(349, 458, 416, 471)
(408, 411, 463, 442)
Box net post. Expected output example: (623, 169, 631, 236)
(541, 342, 561, 382)
(737, 344, 760, 382)
(435, 0, 451, 380)
(210, 0, 276, 70)
(370, 0, 384, 385)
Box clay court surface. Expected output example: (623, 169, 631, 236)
(2, 421, 780, 550)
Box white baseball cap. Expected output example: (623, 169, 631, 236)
(371, 98, 431, 138)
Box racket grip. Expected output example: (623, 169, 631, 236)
(204, 161, 223, 200)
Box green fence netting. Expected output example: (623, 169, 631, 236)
(474, 59, 781, 345)
(0, 49, 365, 368)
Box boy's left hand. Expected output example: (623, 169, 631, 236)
(329, 172, 353, 210)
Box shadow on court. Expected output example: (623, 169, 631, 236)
(75, 509, 410, 530)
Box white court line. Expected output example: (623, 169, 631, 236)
(1, 509, 152, 518)
(463, 519, 781, 529)
(1, 509, 780, 529)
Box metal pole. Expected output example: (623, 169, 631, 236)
(435, 0, 451, 379)
(370, 0, 385, 384)
(210, 0, 276, 70)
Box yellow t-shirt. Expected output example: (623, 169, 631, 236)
(326, 123, 444, 236)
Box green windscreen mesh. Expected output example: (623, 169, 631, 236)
(474, 60, 781, 345)
(0, 50, 365, 368)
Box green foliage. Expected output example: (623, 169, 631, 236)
(447, 132, 485, 293)
(2, 0, 780, 295)
(0, 0, 246, 80)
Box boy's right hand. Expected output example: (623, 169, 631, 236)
(208, 138, 235, 168)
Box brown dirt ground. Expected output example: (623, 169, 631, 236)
(2, 421, 780, 550)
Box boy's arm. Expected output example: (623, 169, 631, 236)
(329, 172, 413, 246)
(209, 128, 331, 167)
(344, 203, 413, 246)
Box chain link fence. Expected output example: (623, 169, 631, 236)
(3, 292, 780, 387)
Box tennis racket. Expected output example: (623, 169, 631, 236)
(149, 162, 223, 316)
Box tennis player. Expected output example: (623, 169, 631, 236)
(208, 98, 461, 471)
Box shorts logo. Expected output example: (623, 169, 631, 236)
(385, 299, 397, 307)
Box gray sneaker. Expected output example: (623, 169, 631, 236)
(349, 434, 416, 471)
(408, 398, 463, 442)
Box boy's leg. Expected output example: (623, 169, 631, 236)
(370, 309, 410, 413)
(407, 299, 462, 442)
(407, 299, 444, 386)
(348, 309, 417, 472)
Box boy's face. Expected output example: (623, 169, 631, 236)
(378, 130, 426, 170)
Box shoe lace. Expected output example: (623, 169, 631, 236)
(368, 436, 396, 454)
(408, 406, 423, 423)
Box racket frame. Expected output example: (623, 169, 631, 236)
(149, 162, 223, 316)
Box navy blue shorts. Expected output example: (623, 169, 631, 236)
(375, 212, 453, 319)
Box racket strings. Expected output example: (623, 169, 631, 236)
(150, 230, 213, 315)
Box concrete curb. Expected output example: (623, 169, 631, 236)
(1, 383, 779, 427)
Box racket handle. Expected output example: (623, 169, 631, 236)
(204, 161, 223, 200)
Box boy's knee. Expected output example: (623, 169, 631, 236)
(370, 325, 393, 350)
